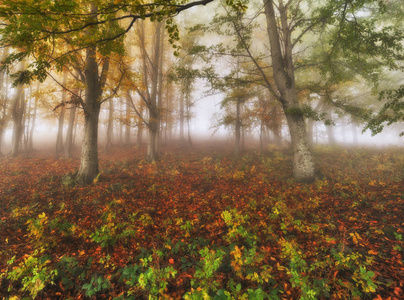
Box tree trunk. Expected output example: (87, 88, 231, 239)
(56, 71, 68, 157)
(125, 94, 131, 145)
(136, 103, 144, 147)
(28, 87, 38, 152)
(105, 98, 113, 153)
(147, 21, 163, 161)
(118, 99, 123, 145)
(179, 87, 185, 141)
(11, 80, 25, 157)
(157, 22, 165, 150)
(186, 104, 192, 147)
(0, 48, 9, 155)
(264, 0, 315, 182)
(76, 3, 109, 184)
(324, 105, 336, 144)
(56, 103, 66, 157)
(77, 101, 100, 184)
(65, 101, 76, 158)
(235, 98, 242, 156)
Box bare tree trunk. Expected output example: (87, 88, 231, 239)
(186, 104, 192, 147)
(105, 98, 113, 153)
(125, 94, 131, 145)
(65, 101, 77, 158)
(147, 21, 163, 161)
(136, 102, 144, 147)
(56, 71, 68, 157)
(157, 22, 165, 149)
(235, 98, 242, 156)
(28, 86, 38, 151)
(0, 48, 9, 155)
(179, 87, 185, 141)
(118, 99, 123, 144)
(76, 3, 110, 184)
(324, 105, 336, 144)
(264, 0, 315, 182)
(11, 65, 25, 157)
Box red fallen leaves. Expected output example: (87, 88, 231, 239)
(0, 144, 403, 298)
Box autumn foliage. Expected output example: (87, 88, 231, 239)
(0, 143, 403, 299)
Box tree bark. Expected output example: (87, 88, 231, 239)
(65, 101, 76, 158)
(125, 94, 131, 145)
(235, 98, 242, 156)
(56, 71, 68, 157)
(136, 102, 144, 147)
(11, 66, 25, 157)
(105, 98, 113, 153)
(76, 3, 110, 184)
(28, 86, 38, 152)
(264, 0, 315, 182)
(0, 48, 9, 155)
(147, 21, 163, 161)
(179, 89, 185, 141)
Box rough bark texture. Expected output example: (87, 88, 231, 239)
(76, 45, 101, 184)
(147, 21, 163, 161)
(11, 83, 25, 157)
(64, 103, 76, 158)
(264, 0, 316, 182)
(76, 4, 110, 184)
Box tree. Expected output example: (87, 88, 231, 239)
(10, 61, 26, 157)
(0, 48, 9, 155)
(1, 0, 236, 182)
(55, 71, 68, 157)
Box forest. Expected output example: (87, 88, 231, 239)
(0, 0, 403, 299)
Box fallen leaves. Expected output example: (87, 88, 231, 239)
(0, 144, 403, 298)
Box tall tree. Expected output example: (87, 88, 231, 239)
(10, 61, 26, 157)
(0, 48, 9, 155)
(1, 0, 228, 182)
(56, 71, 68, 157)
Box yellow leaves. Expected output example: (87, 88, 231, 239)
(230, 245, 243, 273)
(93, 172, 102, 184)
(350, 232, 361, 245)
(368, 179, 386, 186)
(232, 170, 245, 181)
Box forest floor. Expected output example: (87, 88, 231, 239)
(0, 142, 403, 299)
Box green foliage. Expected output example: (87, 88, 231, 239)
(221, 209, 256, 246)
(55, 256, 86, 291)
(185, 247, 227, 298)
(90, 212, 137, 248)
(82, 274, 111, 297)
(365, 85, 404, 136)
(26, 212, 57, 249)
(2, 250, 57, 298)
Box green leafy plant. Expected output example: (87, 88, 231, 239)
(2, 251, 57, 298)
(82, 274, 111, 297)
